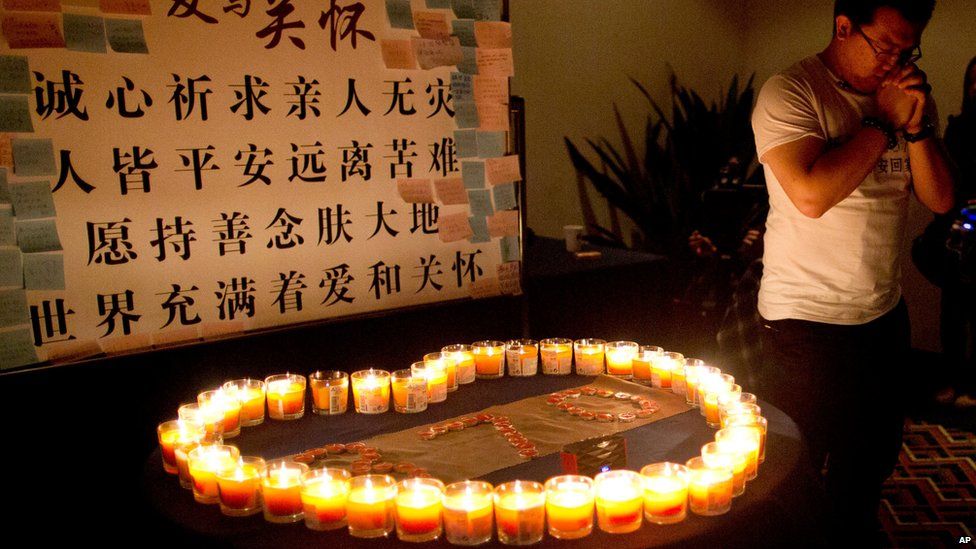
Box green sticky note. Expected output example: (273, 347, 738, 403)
(452, 19, 476, 47)
(450, 71, 474, 102)
(500, 235, 520, 262)
(9, 180, 56, 220)
(0, 56, 31, 94)
(477, 131, 506, 157)
(0, 288, 29, 329)
(15, 218, 62, 253)
(0, 168, 9, 202)
(12, 139, 55, 177)
(426, 0, 451, 7)
(451, 0, 475, 18)
(64, 14, 107, 53)
(0, 206, 15, 246)
(474, 0, 503, 21)
(0, 96, 34, 133)
(0, 247, 23, 287)
(458, 46, 478, 74)
(455, 129, 478, 158)
(386, 0, 414, 29)
(468, 216, 489, 243)
(454, 100, 479, 129)
(0, 327, 38, 370)
(468, 188, 493, 216)
(106, 18, 148, 54)
(23, 252, 65, 290)
(492, 183, 517, 210)
(461, 160, 485, 189)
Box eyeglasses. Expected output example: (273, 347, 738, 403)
(855, 26, 922, 66)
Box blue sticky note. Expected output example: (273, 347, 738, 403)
(477, 131, 507, 157)
(450, 71, 474, 103)
(493, 183, 517, 210)
(452, 19, 477, 47)
(0, 327, 38, 370)
(474, 0, 503, 21)
(15, 218, 61, 253)
(0, 288, 29, 328)
(451, 0, 475, 18)
(461, 160, 485, 189)
(9, 181, 56, 220)
(0, 207, 14, 247)
(0, 96, 34, 133)
(500, 235, 520, 262)
(455, 129, 478, 158)
(23, 252, 64, 290)
(458, 46, 479, 74)
(64, 13, 107, 53)
(468, 189, 494, 217)
(386, 0, 415, 29)
(468, 216, 490, 243)
(0, 168, 9, 202)
(12, 139, 55, 177)
(106, 18, 148, 54)
(0, 247, 23, 287)
(427, 0, 451, 7)
(454, 100, 479, 129)
(0, 56, 30, 94)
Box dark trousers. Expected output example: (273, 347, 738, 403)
(760, 300, 910, 546)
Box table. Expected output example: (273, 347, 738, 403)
(143, 374, 825, 548)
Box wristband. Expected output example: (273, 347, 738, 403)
(862, 117, 898, 149)
(903, 119, 935, 143)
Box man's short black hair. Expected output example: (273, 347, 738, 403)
(834, 0, 936, 28)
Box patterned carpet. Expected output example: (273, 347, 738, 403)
(880, 420, 976, 547)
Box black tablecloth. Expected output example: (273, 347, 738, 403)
(143, 375, 825, 548)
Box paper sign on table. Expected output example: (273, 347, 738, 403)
(15, 218, 61, 253)
(63, 0, 100, 6)
(476, 48, 514, 77)
(98, 0, 151, 15)
(468, 215, 489, 243)
(64, 13, 107, 53)
(434, 177, 468, 205)
(412, 37, 462, 69)
(487, 209, 518, 237)
(485, 154, 521, 185)
(105, 18, 148, 53)
(0, 288, 28, 328)
(492, 183, 517, 210)
(474, 21, 511, 48)
(454, 129, 478, 158)
(461, 160, 485, 189)
(413, 10, 450, 39)
(397, 178, 435, 203)
(12, 139, 56, 177)
(9, 180, 56, 219)
(22, 251, 64, 290)
(381, 39, 419, 69)
(437, 211, 473, 243)
(0, 326, 38, 370)
(452, 19, 476, 47)
(0, 96, 34, 133)
(386, 0, 414, 29)
(476, 101, 508, 131)
(467, 188, 493, 217)
(1, 12, 65, 48)
(0, 56, 30, 94)
(474, 75, 509, 105)
(0, 246, 23, 287)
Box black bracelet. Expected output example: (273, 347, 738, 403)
(862, 117, 898, 149)
(903, 121, 935, 143)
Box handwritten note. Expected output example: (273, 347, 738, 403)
(381, 39, 419, 69)
(0, 168, 8, 201)
(450, 71, 474, 103)
(499, 235, 520, 262)
(0, 326, 37, 370)
(467, 188, 493, 216)
(461, 160, 485, 189)
(451, 19, 476, 47)
(474, 75, 509, 105)
(434, 177, 468, 205)
(2, 0, 61, 11)
(454, 101, 479, 129)
(476, 101, 509, 132)
(9, 180, 56, 219)
(413, 10, 450, 39)
(64, 13, 106, 53)
(396, 178, 435, 203)
(451, 0, 475, 19)
(469, 276, 501, 298)
(412, 37, 462, 70)
(474, 21, 511, 48)
(477, 131, 506, 157)
(98, 0, 152, 15)
(437, 211, 474, 243)
(485, 154, 521, 185)
(498, 260, 522, 295)
(487, 209, 519, 237)
(0, 136, 13, 168)
(492, 182, 517, 210)
(0, 246, 23, 287)
(1, 12, 65, 48)
(105, 18, 148, 53)
(458, 46, 478, 74)
(468, 215, 489, 243)
(0, 55, 30, 94)
(474, 0, 503, 21)
(454, 129, 478, 158)
(0, 205, 14, 246)
(12, 138, 55, 177)
(0, 288, 28, 328)
(0, 95, 34, 133)
(476, 48, 515, 77)
(22, 251, 64, 290)
(15, 218, 61, 252)
(385, 0, 415, 29)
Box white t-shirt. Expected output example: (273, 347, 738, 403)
(752, 54, 928, 325)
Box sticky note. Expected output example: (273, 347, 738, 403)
(0, 206, 14, 246)
(64, 13, 107, 53)
(452, 19, 476, 47)
(454, 129, 478, 158)
(468, 188, 493, 216)
(474, 0, 503, 21)
(476, 48, 515, 77)
(497, 260, 521, 295)
(477, 131, 506, 157)
(105, 18, 148, 53)
(458, 46, 478, 74)
(0, 288, 28, 328)
(413, 10, 450, 39)
(434, 177, 467, 204)
(1, 12, 65, 48)
(22, 252, 64, 290)
(474, 75, 509, 105)
(412, 37, 462, 70)
(0, 327, 38, 370)
(0, 168, 9, 201)
(426, 0, 451, 8)
(451, 0, 475, 19)
(492, 182, 517, 210)
(469, 276, 500, 298)
(438, 211, 473, 243)
(0, 96, 34, 133)
(0, 136, 13, 168)
(461, 160, 485, 189)
(485, 154, 521, 184)
(63, 0, 100, 6)
(380, 39, 418, 70)
(500, 235, 520, 262)
(397, 178, 435, 203)
(450, 71, 474, 103)
(15, 218, 61, 252)
(0, 246, 23, 287)
(474, 21, 511, 48)
(385, 0, 414, 29)
(468, 215, 489, 243)
(98, 0, 152, 15)
(12, 138, 55, 176)
(454, 100, 479, 129)
(487, 209, 519, 237)
(0, 56, 30, 94)
(9, 180, 55, 219)
(2, 0, 61, 11)
(476, 101, 509, 131)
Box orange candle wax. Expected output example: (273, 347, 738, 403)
(347, 485, 396, 535)
(263, 468, 304, 517)
(239, 387, 265, 422)
(302, 480, 349, 527)
(443, 491, 493, 545)
(395, 485, 443, 535)
(495, 493, 545, 541)
(594, 478, 642, 533)
(540, 341, 573, 375)
(266, 381, 305, 418)
(217, 463, 262, 511)
(473, 349, 504, 376)
(546, 491, 594, 536)
(643, 476, 688, 519)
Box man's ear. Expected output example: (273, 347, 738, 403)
(835, 15, 852, 39)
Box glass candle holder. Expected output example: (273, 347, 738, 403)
(424, 352, 459, 391)
(701, 375, 738, 427)
(539, 338, 573, 375)
(157, 419, 197, 474)
(472, 340, 505, 379)
(396, 477, 445, 542)
(351, 369, 391, 414)
(673, 357, 702, 395)
(391, 369, 428, 414)
(347, 474, 397, 538)
(188, 444, 240, 504)
(309, 370, 349, 415)
(442, 344, 476, 384)
(494, 480, 545, 546)
(301, 468, 351, 531)
(216, 456, 265, 517)
(573, 339, 606, 376)
(263, 459, 309, 523)
(443, 481, 494, 546)
(719, 392, 758, 427)
(684, 364, 719, 407)
(717, 426, 762, 481)
(178, 402, 224, 442)
(723, 402, 763, 431)
(640, 462, 689, 524)
(222, 378, 266, 426)
(264, 374, 306, 420)
(631, 345, 663, 385)
(198, 388, 242, 438)
(702, 441, 746, 497)
(174, 438, 207, 490)
(504, 339, 539, 377)
(411, 362, 447, 404)
(726, 414, 768, 464)
(594, 469, 643, 534)
(604, 341, 638, 379)
(545, 475, 594, 540)
(654, 351, 685, 389)
(686, 456, 733, 516)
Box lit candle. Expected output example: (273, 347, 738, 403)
(187, 444, 240, 504)
(702, 442, 747, 496)
(701, 375, 737, 428)
(309, 370, 349, 415)
(573, 339, 606, 376)
(178, 402, 224, 441)
(504, 339, 539, 377)
(726, 413, 768, 464)
(631, 345, 663, 385)
(351, 369, 391, 414)
(347, 474, 397, 538)
(395, 477, 444, 542)
(442, 344, 476, 384)
(545, 475, 594, 539)
(684, 364, 718, 407)
(262, 459, 309, 523)
(198, 388, 242, 438)
(443, 481, 493, 546)
(594, 470, 643, 534)
(216, 456, 265, 517)
(264, 374, 306, 420)
(222, 378, 266, 426)
(640, 462, 689, 524)
(411, 362, 447, 404)
(494, 481, 545, 546)
(424, 352, 459, 391)
(723, 402, 763, 429)
(175, 440, 202, 490)
(671, 357, 695, 395)
(686, 456, 733, 516)
(157, 419, 202, 474)
(717, 426, 762, 480)
(472, 340, 505, 379)
(301, 468, 351, 531)
(539, 338, 574, 375)
(718, 390, 756, 427)
(604, 341, 638, 379)
(654, 351, 686, 389)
